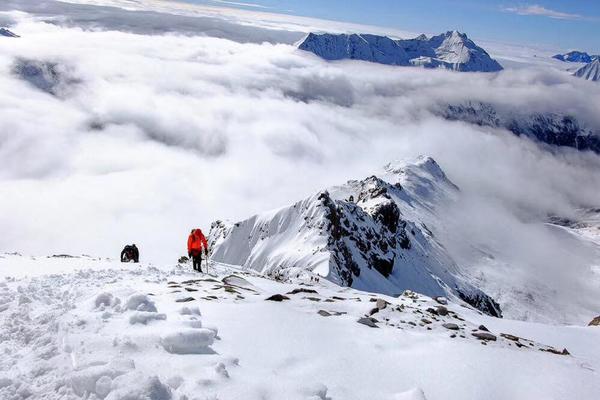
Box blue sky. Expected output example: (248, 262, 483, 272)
(190, 1, 600, 52)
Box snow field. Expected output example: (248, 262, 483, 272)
(0, 255, 598, 399)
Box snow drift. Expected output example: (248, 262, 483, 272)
(209, 156, 502, 317)
(298, 31, 503, 72)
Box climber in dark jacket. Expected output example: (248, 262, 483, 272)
(120, 244, 139, 263)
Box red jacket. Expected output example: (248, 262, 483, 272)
(187, 229, 208, 256)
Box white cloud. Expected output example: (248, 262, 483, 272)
(504, 4, 584, 20)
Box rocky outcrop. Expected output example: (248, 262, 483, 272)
(589, 316, 600, 326)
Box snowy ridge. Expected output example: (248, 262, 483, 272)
(209, 156, 502, 317)
(297, 31, 503, 72)
(574, 59, 600, 82)
(553, 51, 598, 63)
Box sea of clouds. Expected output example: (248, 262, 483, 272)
(1, 0, 599, 322)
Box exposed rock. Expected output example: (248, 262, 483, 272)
(175, 297, 196, 303)
(265, 294, 290, 302)
(588, 316, 600, 326)
(436, 306, 448, 316)
(478, 325, 489, 332)
(376, 299, 388, 310)
(368, 307, 380, 316)
(357, 317, 379, 328)
(472, 332, 497, 341)
(287, 288, 318, 295)
(443, 323, 459, 330)
(318, 310, 332, 317)
(500, 333, 520, 342)
(434, 296, 448, 305)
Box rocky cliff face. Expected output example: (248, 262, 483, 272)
(209, 157, 502, 317)
(298, 31, 503, 72)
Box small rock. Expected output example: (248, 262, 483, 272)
(421, 318, 432, 325)
(500, 333, 520, 342)
(435, 296, 448, 305)
(588, 316, 600, 326)
(478, 325, 489, 332)
(265, 294, 290, 302)
(185, 288, 198, 292)
(442, 323, 459, 330)
(318, 310, 331, 317)
(436, 306, 448, 316)
(368, 307, 380, 316)
(472, 332, 497, 341)
(175, 297, 196, 303)
(357, 317, 379, 328)
(376, 299, 387, 310)
(287, 288, 318, 295)
(300, 296, 320, 302)
(426, 307, 438, 315)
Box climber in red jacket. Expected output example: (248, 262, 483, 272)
(187, 229, 209, 272)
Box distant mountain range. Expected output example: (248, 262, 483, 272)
(574, 59, 600, 82)
(553, 51, 599, 63)
(439, 101, 600, 153)
(298, 30, 503, 73)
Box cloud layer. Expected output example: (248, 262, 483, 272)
(0, 3, 599, 322)
(504, 4, 584, 21)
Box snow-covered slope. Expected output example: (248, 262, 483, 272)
(0, 254, 599, 400)
(553, 51, 597, 63)
(209, 157, 501, 317)
(574, 59, 600, 82)
(298, 31, 503, 72)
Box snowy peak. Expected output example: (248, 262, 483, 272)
(297, 32, 410, 65)
(574, 59, 600, 82)
(0, 28, 19, 38)
(553, 51, 598, 63)
(209, 157, 502, 317)
(298, 31, 503, 72)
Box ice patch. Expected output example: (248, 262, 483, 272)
(129, 311, 167, 325)
(160, 329, 215, 354)
(125, 294, 157, 312)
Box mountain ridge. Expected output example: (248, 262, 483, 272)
(297, 30, 503, 72)
(209, 156, 502, 317)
